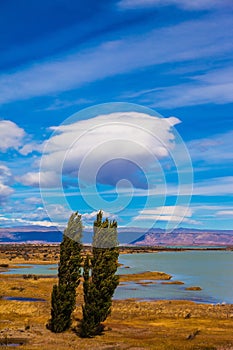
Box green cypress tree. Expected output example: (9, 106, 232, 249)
(48, 212, 83, 333)
(80, 211, 119, 337)
(79, 255, 97, 337)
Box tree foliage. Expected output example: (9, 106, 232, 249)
(80, 211, 119, 337)
(48, 212, 83, 333)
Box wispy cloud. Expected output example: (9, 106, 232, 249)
(191, 204, 232, 211)
(41, 174, 233, 199)
(134, 205, 199, 225)
(118, 0, 231, 10)
(216, 210, 233, 217)
(24, 197, 42, 205)
(187, 176, 233, 196)
(0, 15, 232, 104)
(129, 66, 233, 108)
(41, 98, 93, 111)
(109, 176, 233, 197)
(0, 165, 14, 204)
(188, 203, 233, 220)
(0, 215, 59, 228)
(188, 130, 233, 164)
(0, 202, 71, 228)
(0, 183, 13, 204)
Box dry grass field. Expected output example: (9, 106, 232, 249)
(0, 245, 232, 349)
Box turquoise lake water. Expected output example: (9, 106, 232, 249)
(2, 263, 58, 275)
(2, 251, 233, 304)
(116, 251, 233, 304)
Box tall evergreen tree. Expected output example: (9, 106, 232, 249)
(80, 211, 119, 337)
(48, 212, 83, 333)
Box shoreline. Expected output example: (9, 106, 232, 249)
(0, 249, 233, 348)
(1, 267, 233, 306)
(0, 243, 232, 266)
(0, 275, 233, 349)
(1, 245, 233, 306)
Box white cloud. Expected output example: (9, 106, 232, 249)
(16, 172, 40, 187)
(19, 206, 47, 221)
(134, 67, 233, 108)
(114, 176, 233, 197)
(0, 120, 25, 152)
(0, 229, 14, 239)
(0, 183, 13, 202)
(118, 0, 229, 10)
(0, 202, 72, 228)
(0, 165, 14, 203)
(17, 171, 60, 188)
(216, 210, 233, 217)
(191, 204, 232, 211)
(187, 131, 233, 167)
(82, 210, 117, 221)
(42, 98, 92, 111)
(38, 111, 180, 188)
(0, 119, 41, 156)
(193, 176, 233, 196)
(44, 204, 72, 222)
(188, 130, 233, 164)
(24, 196, 42, 205)
(16, 204, 71, 225)
(140, 206, 192, 216)
(0, 209, 116, 228)
(0, 15, 232, 104)
(0, 201, 74, 228)
(0, 165, 12, 184)
(136, 205, 194, 223)
(158, 83, 233, 108)
(175, 177, 233, 197)
(19, 142, 43, 156)
(178, 177, 233, 197)
(0, 216, 59, 228)
(20, 205, 115, 227)
(186, 205, 233, 224)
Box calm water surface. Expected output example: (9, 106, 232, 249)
(2, 264, 58, 275)
(2, 251, 233, 303)
(116, 251, 233, 303)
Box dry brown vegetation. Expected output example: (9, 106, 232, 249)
(120, 271, 172, 282)
(0, 246, 233, 349)
(0, 244, 60, 264)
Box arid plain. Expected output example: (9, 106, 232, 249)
(0, 244, 232, 350)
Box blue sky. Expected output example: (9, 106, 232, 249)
(0, 0, 232, 232)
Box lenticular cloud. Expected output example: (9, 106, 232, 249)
(40, 102, 193, 235)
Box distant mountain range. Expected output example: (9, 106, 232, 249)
(0, 225, 233, 246)
(131, 228, 233, 246)
(0, 226, 63, 244)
